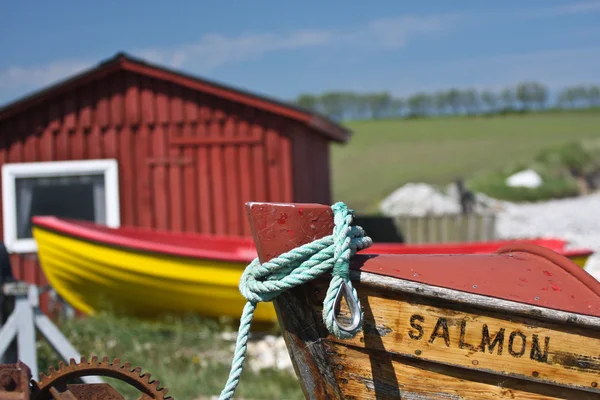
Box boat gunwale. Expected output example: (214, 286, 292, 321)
(31, 216, 256, 263)
(351, 269, 600, 330)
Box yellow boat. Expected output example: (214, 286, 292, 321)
(31, 216, 279, 323)
(31, 216, 593, 323)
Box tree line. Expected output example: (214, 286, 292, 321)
(293, 82, 600, 121)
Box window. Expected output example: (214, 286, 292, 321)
(2, 159, 120, 253)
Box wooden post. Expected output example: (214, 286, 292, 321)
(246, 202, 600, 399)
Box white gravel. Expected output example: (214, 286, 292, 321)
(495, 191, 600, 279)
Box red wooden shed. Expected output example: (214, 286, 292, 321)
(0, 52, 350, 307)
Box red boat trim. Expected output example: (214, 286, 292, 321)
(31, 216, 257, 263)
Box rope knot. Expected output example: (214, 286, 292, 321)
(220, 202, 372, 400)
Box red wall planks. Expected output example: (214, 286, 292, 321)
(0, 68, 336, 317)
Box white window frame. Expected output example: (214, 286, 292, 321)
(2, 159, 120, 254)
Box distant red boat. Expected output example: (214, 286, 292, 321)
(366, 238, 593, 268)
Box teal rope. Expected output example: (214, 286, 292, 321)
(218, 202, 372, 400)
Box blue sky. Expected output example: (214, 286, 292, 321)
(1, 0, 599, 106)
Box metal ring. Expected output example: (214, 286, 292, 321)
(333, 280, 362, 333)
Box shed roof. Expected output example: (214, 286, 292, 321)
(0, 52, 350, 143)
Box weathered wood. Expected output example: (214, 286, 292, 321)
(270, 288, 344, 400)
(328, 343, 600, 399)
(246, 203, 343, 399)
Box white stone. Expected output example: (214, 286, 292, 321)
(505, 169, 543, 188)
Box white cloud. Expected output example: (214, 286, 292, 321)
(363, 13, 462, 49)
(519, 1, 600, 18)
(0, 12, 462, 96)
(136, 29, 334, 71)
(0, 59, 93, 91)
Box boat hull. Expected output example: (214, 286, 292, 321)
(301, 278, 600, 399)
(32, 226, 277, 323)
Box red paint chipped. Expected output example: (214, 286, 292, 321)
(551, 284, 561, 292)
(298, 208, 304, 215)
(289, 229, 294, 236)
(519, 278, 528, 283)
(277, 213, 288, 224)
(543, 271, 553, 277)
(541, 288, 548, 291)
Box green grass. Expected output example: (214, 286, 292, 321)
(37, 313, 303, 400)
(331, 111, 600, 213)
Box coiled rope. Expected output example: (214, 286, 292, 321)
(218, 202, 372, 400)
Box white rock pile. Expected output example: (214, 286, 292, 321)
(379, 182, 504, 217)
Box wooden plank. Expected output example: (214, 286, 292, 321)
(125, 72, 140, 126)
(251, 123, 267, 202)
(209, 103, 227, 234)
(196, 120, 212, 234)
(136, 125, 152, 228)
(21, 114, 37, 162)
(140, 76, 155, 125)
(265, 126, 280, 201)
(63, 93, 77, 132)
(87, 125, 102, 160)
(182, 89, 198, 233)
(95, 81, 109, 129)
(237, 116, 253, 236)
(210, 142, 226, 234)
(279, 133, 294, 203)
(150, 124, 169, 230)
(181, 123, 197, 232)
(155, 81, 169, 125)
(291, 128, 310, 202)
(316, 283, 600, 393)
(329, 343, 599, 399)
(119, 124, 134, 226)
(109, 74, 124, 128)
(311, 135, 329, 204)
(224, 114, 241, 234)
(70, 125, 85, 160)
(167, 123, 183, 231)
(79, 84, 93, 129)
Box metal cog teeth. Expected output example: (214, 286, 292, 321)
(33, 355, 172, 400)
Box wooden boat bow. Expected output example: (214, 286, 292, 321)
(246, 202, 600, 400)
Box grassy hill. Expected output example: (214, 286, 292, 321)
(331, 110, 600, 214)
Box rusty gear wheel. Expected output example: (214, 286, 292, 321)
(30, 355, 172, 400)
